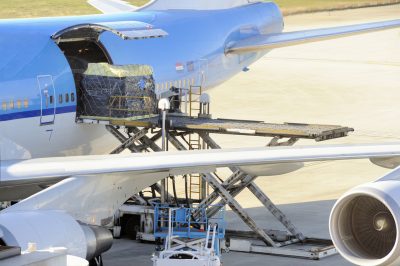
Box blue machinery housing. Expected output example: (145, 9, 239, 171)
(154, 205, 226, 254)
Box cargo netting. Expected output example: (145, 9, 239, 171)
(79, 63, 158, 118)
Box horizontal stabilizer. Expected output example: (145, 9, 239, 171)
(227, 19, 400, 54)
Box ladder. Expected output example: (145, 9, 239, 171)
(188, 133, 202, 201)
(187, 85, 205, 201)
(189, 85, 202, 117)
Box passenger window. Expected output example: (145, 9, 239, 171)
(16, 100, 21, 109)
(1, 101, 6, 111)
(65, 93, 69, 103)
(59, 94, 63, 104)
(9, 100, 14, 110)
(24, 99, 29, 108)
(71, 93, 75, 102)
(50, 95, 54, 104)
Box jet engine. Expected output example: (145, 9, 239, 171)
(330, 174, 400, 266)
(0, 210, 112, 261)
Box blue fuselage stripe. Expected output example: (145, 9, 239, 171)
(0, 105, 76, 121)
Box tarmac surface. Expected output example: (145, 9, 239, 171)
(103, 5, 400, 266)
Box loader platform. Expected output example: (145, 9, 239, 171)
(79, 114, 353, 141)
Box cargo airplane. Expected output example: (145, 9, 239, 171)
(0, 0, 400, 265)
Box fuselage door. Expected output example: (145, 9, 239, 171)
(37, 75, 56, 125)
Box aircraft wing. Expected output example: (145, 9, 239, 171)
(88, 0, 137, 14)
(226, 19, 400, 54)
(4, 143, 400, 182)
(3, 143, 400, 226)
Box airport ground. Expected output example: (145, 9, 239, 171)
(103, 4, 400, 266)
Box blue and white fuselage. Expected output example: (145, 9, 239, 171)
(0, 2, 283, 162)
(1, 0, 399, 202)
(1, 2, 400, 263)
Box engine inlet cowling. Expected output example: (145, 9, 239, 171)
(80, 223, 113, 260)
(330, 180, 400, 266)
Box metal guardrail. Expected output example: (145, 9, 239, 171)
(154, 205, 226, 240)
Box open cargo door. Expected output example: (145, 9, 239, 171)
(52, 21, 165, 119)
(52, 21, 168, 42)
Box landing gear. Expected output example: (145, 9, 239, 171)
(89, 255, 103, 266)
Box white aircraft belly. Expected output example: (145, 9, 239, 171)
(0, 113, 118, 161)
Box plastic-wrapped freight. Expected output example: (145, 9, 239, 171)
(79, 63, 157, 118)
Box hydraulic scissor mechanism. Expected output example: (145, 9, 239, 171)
(78, 86, 352, 259)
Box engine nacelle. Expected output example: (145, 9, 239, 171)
(0, 210, 112, 260)
(330, 179, 400, 266)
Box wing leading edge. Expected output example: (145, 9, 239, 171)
(227, 19, 400, 54)
(4, 143, 400, 182)
(4, 143, 400, 225)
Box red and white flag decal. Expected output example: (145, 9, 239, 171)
(175, 62, 184, 72)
